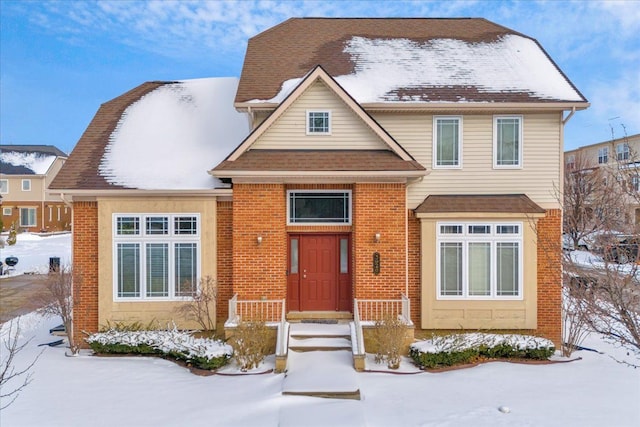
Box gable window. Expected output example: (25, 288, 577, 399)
(617, 143, 630, 161)
(433, 116, 462, 168)
(437, 222, 522, 299)
(113, 213, 200, 300)
(22, 179, 31, 191)
(598, 147, 608, 164)
(307, 111, 331, 134)
(494, 116, 522, 168)
(20, 207, 36, 227)
(0, 179, 7, 194)
(288, 190, 351, 225)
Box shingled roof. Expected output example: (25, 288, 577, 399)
(1, 145, 67, 175)
(50, 82, 167, 190)
(236, 18, 587, 105)
(415, 194, 546, 214)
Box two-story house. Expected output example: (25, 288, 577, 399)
(565, 133, 640, 227)
(50, 18, 588, 349)
(1, 145, 71, 232)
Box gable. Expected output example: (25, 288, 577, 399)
(252, 80, 388, 151)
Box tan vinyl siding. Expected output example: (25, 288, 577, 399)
(374, 112, 563, 209)
(253, 81, 388, 150)
(0, 176, 45, 202)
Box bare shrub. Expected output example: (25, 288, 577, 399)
(174, 276, 217, 331)
(561, 274, 591, 357)
(229, 320, 270, 371)
(372, 314, 407, 369)
(35, 265, 78, 354)
(0, 320, 42, 409)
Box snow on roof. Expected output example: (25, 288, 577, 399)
(253, 34, 583, 104)
(99, 77, 250, 190)
(0, 150, 57, 175)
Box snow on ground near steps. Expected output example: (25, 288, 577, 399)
(282, 350, 359, 394)
(289, 322, 351, 336)
(2, 313, 640, 426)
(0, 232, 71, 276)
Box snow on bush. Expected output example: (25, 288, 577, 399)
(87, 327, 233, 370)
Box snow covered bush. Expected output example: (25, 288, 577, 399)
(410, 333, 555, 369)
(86, 327, 233, 370)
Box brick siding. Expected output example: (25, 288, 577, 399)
(72, 201, 99, 347)
(535, 208, 562, 346)
(216, 201, 233, 323)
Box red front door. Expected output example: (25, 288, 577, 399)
(287, 234, 351, 312)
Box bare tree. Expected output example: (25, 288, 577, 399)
(0, 320, 42, 410)
(36, 266, 78, 354)
(174, 276, 217, 331)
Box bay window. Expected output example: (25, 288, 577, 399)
(437, 222, 522, 299)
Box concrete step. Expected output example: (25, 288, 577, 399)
(289, 336, 352, 352)
(289, 322, 351, 337)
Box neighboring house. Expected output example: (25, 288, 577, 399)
(565, 133, 640, 227)
(0, 145, 71, 232)
(50, 18, 588, 349)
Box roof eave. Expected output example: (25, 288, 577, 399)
(210, 170, 428, 179)
(236, 101, 590, 112)
(47, 188, 233, 198)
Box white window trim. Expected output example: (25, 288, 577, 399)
(19, 207, 37, 227)
(617, 143, 630, 161)
(493, 115, 523, 169)
(21, 179, 31, 191)
(306, 110, 332, 135)
(436, 222, 524, 300)
(287, 190, 352, 226)
(3, 207, 12, 216)
(598, 147, 608, 164)
(0, 179, 8, 194)
(433, 116, 463, 169)
(112, 213, 201, 301)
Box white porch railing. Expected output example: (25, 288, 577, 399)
(226, 294, 288, 357)
(352, 294, 412, 356)
(355, 293, 412, 324)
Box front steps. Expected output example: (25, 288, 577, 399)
(281, 322, 360, 400)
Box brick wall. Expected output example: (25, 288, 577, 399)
(536, 208, 562, 346)
(232, 184, 287, 300)
(216, 201, 233, 323)
(407, 210, 421, 326)
(72, 201, 99, 347)
(352, 183, 407, 304)
(1, 202, 71, 233)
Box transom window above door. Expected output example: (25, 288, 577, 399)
(288, 191, 351, 225)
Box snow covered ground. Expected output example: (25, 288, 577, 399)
(0, 233, 71, 276)
(1, 232, 639, 426)
(1, 312, 638, 426)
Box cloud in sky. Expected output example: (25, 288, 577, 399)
(1, 0, 638, 151)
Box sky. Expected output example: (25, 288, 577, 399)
(0, 0, 639, 155)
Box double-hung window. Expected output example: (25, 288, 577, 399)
(113, 214, 200, 300)
(0, 179, 8, 194)
(22, 179, 31, 191)
(433, 116, 462, 168)
(437, 222, 523, 299)
(598, 147, 608, 164)
(617, 143, 630, 161)
(306, 110, 331, 135)
(494, 116, 522, 168)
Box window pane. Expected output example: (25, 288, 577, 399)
(436, 119, 459, 166)
(497, 118, 520, 166)
(497, 225, 519, 234)
(308, 111, 329, 133)
(468, 225, 490, 234)
(117, 243, 140, 297)
(146, 216, 168, 235)
(497, 242, 519, 296)
(146, 244, 168, 297)
(175, 243, 197, 297)
(117, 217, 140, 235)
(174, 216, 197, 235)
(340, 238, 348, 274)
(290, 192, 349, 223)
(440, 225, 462, 234)
(290, 239, 299, 274)
(22, 180, 31, 191)
(20, 208, 36, 227)
(469, 243, 491, 296)
(0, 180, 7, 193)
(440, 242, 462, 296)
